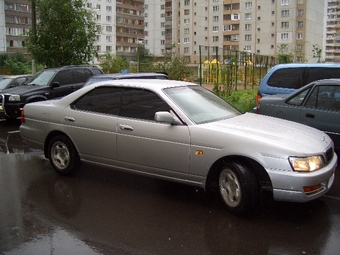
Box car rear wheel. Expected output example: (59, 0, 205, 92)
(48, 135, 79, 175)
(218, 161, 258, 214)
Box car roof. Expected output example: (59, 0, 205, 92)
(89, 72, 168, 79)
(312, 78, 340, 85)
(85, 79, 197, 91)
(271, 63, 340, 69)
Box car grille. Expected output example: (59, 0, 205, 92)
(324, 146, 334, 164)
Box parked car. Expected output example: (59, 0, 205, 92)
(0, 75, 31, 91)
(255, 63, 340, 112)
(0, 65, 103, 120)
(83, 72, 169, 87)
(258, 79, 340, 149)
(20, 79, 337, 214)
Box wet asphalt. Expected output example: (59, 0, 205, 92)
(0, 119, 339, 255)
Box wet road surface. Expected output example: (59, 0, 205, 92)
(0, 119, 339, 255)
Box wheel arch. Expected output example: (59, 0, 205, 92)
(205, 155, 273, 196)
(44, 131, 77, 159)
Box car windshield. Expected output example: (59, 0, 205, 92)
(0, 78, 13, 89)
(163, 85, 240, 124)
(26, 70, 56, 86)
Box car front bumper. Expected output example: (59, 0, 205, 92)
(267, 153, 337, 202)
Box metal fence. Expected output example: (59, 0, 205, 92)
(198, 46, 279, 92)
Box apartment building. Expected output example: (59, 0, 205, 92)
(325, 0, 340, 63)
(1, 0, 31, 55)
(0, 0, 332, 64)
(88, 0, 144, 61)
(145, 0, 326, 64)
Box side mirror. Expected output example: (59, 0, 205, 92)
(50, 82, 60, 88)
(155, 111, 182, 125)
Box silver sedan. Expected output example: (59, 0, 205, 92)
(20, 79, 337, 214)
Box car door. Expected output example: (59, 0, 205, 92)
(63, 87, 122, 163)
(301, 85, 340, 144)
(116, 88, 191, 177)
(48, 70, 75, 99)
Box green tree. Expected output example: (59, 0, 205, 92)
(276, 44, 294, 63)
(158, 44, 192, 80)
(26, 0, 100, 67)
(136, 45, 154, 72)
(312, 44, 323, 63)
(0, 52, 31, 74)
(100, 52, 129, 73)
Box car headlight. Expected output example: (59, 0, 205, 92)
(289, 156, 324, 172)
(8, 95, 20, 102)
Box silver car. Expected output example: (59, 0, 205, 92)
(20, 79, 337, 214)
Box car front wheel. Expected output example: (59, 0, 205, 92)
(218, 161, 258, 214)
(48, 135, 79, 175)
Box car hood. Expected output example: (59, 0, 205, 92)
(0, 85, 46, 95)
(203, 113, 332, 154)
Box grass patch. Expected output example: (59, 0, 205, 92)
(220, 89, 257, 113)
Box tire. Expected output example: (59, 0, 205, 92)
(48, 135, 79, 175)
(218, 161, 258, 214)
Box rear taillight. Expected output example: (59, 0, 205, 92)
(21, 109, 25, 123)
(255, 92, 262, 114)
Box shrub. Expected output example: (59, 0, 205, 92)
(221, 89, 257, 113)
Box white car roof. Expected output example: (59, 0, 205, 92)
(85, 79, 198, 92)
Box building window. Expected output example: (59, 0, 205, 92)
(212, 26, 219, 32)
(213, 6, 219, 12)
(271, 22, 274, 27)
(232, 13, 239, 20)
(245, 24, 251, 30)
(281, 22, 289, 28)
(106, 26, 112, 32)
(184, 0, 190, 5)
(106, 16, 111, 22)
(184, 38, 190, 43)
(184, 9, 190, 15)
(245, 45, 251, 51)
(213, 36, 219, 42)
(106, 36, 112, 42)
(281, 10, 289, 17)
(106, 46, 112, 51)
(298, 9, 304, 16)
(106, 6, 112, 12)
(245, 34, 252, 41)
(184, 28, 189, 34)
(281, 0, 289, 5)
(281, 33, 289, 40)
(245, 13, 252, 20)
(184, 47, 189, 53)
(97, 15, 101, 21)
(224, 25, 231, 31)
(296, 45, 303, 51)
(297, 33, 303, 40)
(297, 21, 303, 28)
(161, 40, 165, 45)
(213, 16, 219, 22)
(161, 5, 165, 10)
(245, 2, 252, 9)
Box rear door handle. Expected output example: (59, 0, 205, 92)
(119, 124, 133, 131)
(305, 113, 315, 119)
(65, 116, 75, 122)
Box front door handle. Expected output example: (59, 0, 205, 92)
(119, 124, 133, 131)
(305, 113, 315, 119)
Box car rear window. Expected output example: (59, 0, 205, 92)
(267, 68, 304, 89)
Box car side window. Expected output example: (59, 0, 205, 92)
(317, 86, 340, 110)
(305, 87, 318, 108)
(73, 87, 122, 115)
(120, 88, 171, 121)
(51, 70, 73, 86)
(287, 88, 310, 106)
(267, 68, 304, 89)
(305, 68, 340, 84)
(73, 68, 93, 83)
